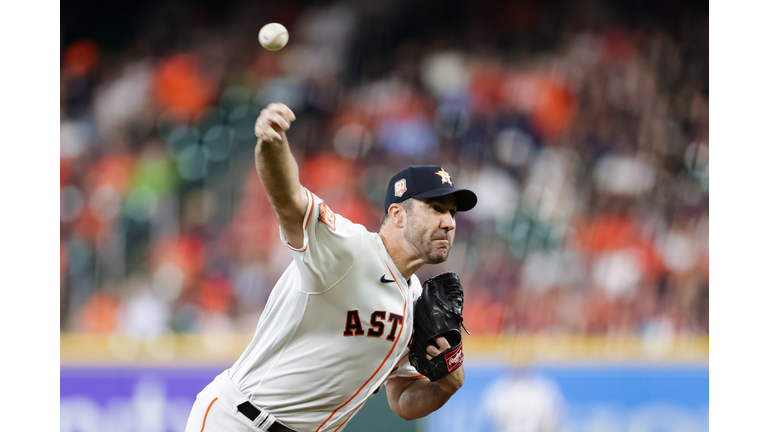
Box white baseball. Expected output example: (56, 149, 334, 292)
(259, 23, 289, 51)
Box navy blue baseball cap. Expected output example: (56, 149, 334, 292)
(384, 166, 477, 214)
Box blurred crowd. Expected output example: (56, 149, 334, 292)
(60, 0, 708, 342)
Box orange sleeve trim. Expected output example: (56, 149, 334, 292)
(199, 397, 218, 432)
(315, 263, 408, 432)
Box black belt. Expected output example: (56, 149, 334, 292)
(236, 402, 296, 432)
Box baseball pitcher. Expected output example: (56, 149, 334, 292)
(185, 103, 477, 432)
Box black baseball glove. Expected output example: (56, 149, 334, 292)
(409, 272, 469, 382)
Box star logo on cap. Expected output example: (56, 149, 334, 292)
(435, 168, 453, 186)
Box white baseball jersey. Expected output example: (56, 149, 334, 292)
(227, 188, 423, 432)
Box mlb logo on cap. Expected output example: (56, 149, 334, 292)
(384, 165, 477, 214)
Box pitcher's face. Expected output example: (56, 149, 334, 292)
(404, 196, 457, 264)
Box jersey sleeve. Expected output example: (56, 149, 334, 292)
(279, 188, 364, 293)
(384, 353, 424, 383)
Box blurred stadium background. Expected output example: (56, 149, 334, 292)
(59, 0, 709, 431)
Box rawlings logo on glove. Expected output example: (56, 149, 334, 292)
(444, 344, 464, 372)
(408, 272, 469, 382)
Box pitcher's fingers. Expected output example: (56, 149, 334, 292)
(255, 120, 268, 139)
(434, 337, 451, 351)
(256, 117, 281, 138)
(255, 121, 282, 142)
(255, 124, 270, 141)
(267, 103, 296, 121)
(266, 127, 282, 141)
(426, 345, 442, 358)
(264, 113, 291, 131)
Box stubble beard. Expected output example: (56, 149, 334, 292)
(404, 218, 452, 264)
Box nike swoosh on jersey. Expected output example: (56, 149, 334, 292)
(380, 275, 396, 283)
